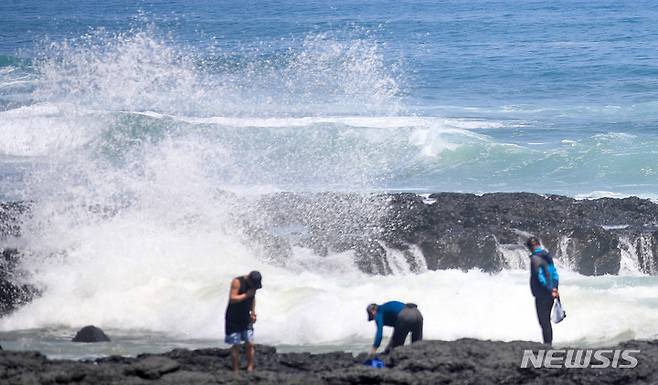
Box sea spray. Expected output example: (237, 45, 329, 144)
(0, 26, 404, 340)
(32, 27, 402, 117)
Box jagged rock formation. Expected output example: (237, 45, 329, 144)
(0, 202, 36, 316)
(0, 202, 26, 240)
(0, 247, 37, 316)
(0, 339, 656, 384)
(252, 192, 658, 276)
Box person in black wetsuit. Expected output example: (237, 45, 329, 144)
(526, 237, 560, 345)
(225, 271, 262, 372)
(366, 301, 423, 357)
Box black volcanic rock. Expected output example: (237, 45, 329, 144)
(125, 356, 180, 379)
(0, 339, 656, 384)
(253, 192, 658, 276)
(72, 326, 111, 343)
(1, 202, 38, 316)
(0, 248, 38, 316)
(0, 202, 28, 239)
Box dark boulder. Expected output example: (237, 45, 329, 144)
(72, 325, 111, 343)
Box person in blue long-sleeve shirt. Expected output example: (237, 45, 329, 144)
(527, 237, 560, 345)
(366, 300, 423, 357)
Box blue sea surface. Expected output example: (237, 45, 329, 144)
(1, 0, 658, 196)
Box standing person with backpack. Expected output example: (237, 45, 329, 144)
(526, 237, 560, 345)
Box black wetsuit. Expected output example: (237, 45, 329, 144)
(225, 276, 254, 335)
(529, 248, 558, 345)
(388, 304, 423, 351)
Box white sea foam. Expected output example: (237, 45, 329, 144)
(575, 191, 658, 201)
(137, 111, 503, 131)
(4, 240, 657, 348)
(0, 103, 102, 157)
(0, 79, 33, 89)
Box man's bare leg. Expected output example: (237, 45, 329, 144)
(231, 345, 240, 372)
(246, 341, 255, 371)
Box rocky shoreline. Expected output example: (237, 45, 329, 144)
(1, 338, 656, 384)
(249, 192, 658, 276)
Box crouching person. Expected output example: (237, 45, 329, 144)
(367, 301, 423, 357)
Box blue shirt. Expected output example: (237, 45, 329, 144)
(373, 301, 405, 348)
(529, 247, 560, 298)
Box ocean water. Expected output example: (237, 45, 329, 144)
(1, 1, 658, 358)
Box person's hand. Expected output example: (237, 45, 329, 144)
(250, 312, 257, 324)
(552, 288, 559, 298)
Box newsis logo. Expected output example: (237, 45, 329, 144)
(520, 349, 640, 369)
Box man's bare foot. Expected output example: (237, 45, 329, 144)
(246, 366, 254, 372)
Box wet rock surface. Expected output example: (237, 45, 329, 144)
(1, 339, 656, 384)
(0, 202, 36, 316)
(253, 192, 658, 276)
(0, 248, 37, 317)
(0, 202, 27, 240)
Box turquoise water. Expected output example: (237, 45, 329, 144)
(1, 1, 658, 196)
(0, 328, 364, 359)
